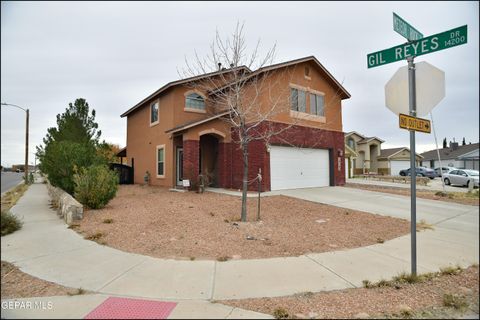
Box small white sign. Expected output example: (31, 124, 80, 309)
(182, 179, 190, 187)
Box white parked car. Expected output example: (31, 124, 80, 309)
(433, 166, 457, 177)
(442, 169, 479, 188)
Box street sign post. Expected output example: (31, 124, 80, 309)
(367, 25, 467, 68)
(393, 12, 423, 41)
(399, 114, 431, 133)
(368, 15, 468, 276)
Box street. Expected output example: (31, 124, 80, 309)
(1, 172, 24, 194)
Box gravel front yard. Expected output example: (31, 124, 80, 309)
(75, 185, 410, 260)
(222, 265, 479, 319)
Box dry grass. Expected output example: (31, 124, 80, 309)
(222, 265, 479, 319)
(75, 185, 410, 260)
(1, 183, 29, 212)
(416, 219, 435, 232)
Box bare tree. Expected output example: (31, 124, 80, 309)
(180, 23, 299, 222)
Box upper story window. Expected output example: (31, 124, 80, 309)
(348, 138, 355, 150)
(150, 102, 159, 125)
(309, 93, 325, 116)
(290, 88, 306, 113)
(185, 93, 205, 110)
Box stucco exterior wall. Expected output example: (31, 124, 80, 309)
(125, 59, 348, 190)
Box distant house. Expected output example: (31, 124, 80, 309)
(420, 142, 479, 170)
(344, 131, 383, 176)
(377, 147, 423, 176)
(344, 132, 421, 177)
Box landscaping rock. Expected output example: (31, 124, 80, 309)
(396, 304, 412, 315)
(246, 236, 255, 240)
(353, 312, 370, 319)
(294, 313, 308, 319)
(308, 311, 319, 318)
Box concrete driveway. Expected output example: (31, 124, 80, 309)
(278, 186, 479, 233)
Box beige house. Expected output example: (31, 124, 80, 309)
(345, 132, 422, 177)
(377, 147, 423, 176)
(345, 132, 384, 175)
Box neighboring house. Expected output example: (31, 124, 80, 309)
(344, 132, 384, 175)
(120, 56, 350, 191)
(420, 142, 479, 170)
(377, 147, 423, 176)
(344, 132, 422, 176)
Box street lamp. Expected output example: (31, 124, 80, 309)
(1, 102, 29, 183)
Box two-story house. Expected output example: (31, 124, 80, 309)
(120, 56, 350, 191)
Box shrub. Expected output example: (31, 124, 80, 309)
(1, 210, 23, 236)
(273, 308, 289, 319)
(40, 141, 99, 194)
(443, 293, 468, 310)
(74, 165, 119, 209)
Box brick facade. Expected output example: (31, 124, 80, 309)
(183, 140, 199, 185)
(204, 122, 346, 192)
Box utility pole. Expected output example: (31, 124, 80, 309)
(1, 103, 29, 183)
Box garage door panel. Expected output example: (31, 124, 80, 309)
(390, 160, 410, 176)
(270, 146, 330, 190)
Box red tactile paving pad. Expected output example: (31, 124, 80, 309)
(84, 297, 177, 319)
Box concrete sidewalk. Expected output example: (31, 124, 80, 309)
(1, 181, 478, 318)
(1, 294, 271, 319)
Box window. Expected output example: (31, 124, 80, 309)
(305, 66, 310, 77)
(185, 93, 205, 110)
(150, 102, 159, 125)
(348, 138, 355, 150)
(309, 93, 325, 116)
(290, 88, 306, 112)
(156, 145, 165, 177)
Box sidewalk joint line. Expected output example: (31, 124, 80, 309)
(225, 306, 235, 319)
(304, 255, 357, 288)
(433, 210, 477, 226)
(209, 261, 217, 300)
(96, 257, 149, 292)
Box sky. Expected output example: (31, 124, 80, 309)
(1, 1, 478, 167)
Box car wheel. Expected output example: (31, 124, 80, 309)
(467, 180, 470, 188)
(429, 177, 434, 180)
(444, 178, 451, 185)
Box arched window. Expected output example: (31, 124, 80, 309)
(185, 93, 205, 110)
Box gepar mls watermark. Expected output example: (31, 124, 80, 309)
(2, 300, 53, 310)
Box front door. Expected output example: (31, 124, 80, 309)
(176, 147, 183, 186)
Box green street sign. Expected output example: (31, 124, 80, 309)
(367, 25, 467, 68)
(393, 12, 423, 41)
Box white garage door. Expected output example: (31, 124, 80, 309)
(390, 160, 410, 176)
(270, 146, 330, 190)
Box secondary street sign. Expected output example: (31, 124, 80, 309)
(367, 25, 467, 68)
(399, 113, 431, 133)
(393, 12, 423, 41)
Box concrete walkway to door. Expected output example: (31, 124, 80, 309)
(1, 181, 478, 318)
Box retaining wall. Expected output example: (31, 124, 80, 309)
(45, 180, 83, 225)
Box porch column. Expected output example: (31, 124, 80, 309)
(183, 140, 199, 185)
